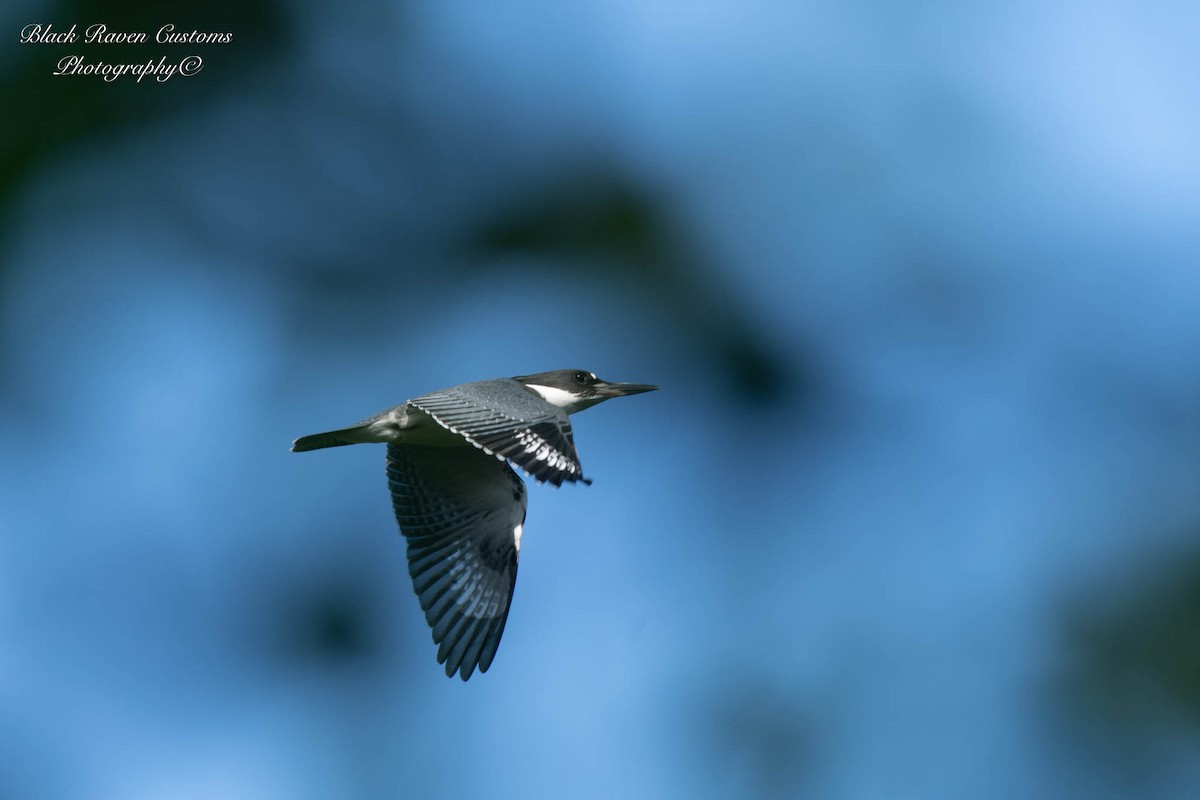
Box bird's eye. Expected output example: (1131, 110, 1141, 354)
(574, 371, 593, 384)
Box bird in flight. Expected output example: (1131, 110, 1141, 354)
(292, 369, 658, 680)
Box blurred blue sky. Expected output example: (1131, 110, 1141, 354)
(3, 1, 1200, 798)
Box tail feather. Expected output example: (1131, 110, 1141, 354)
(291, 427, 363, 452)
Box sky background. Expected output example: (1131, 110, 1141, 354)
(3, 1, 1200, 798)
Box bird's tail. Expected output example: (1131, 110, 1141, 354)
(291, 425, 370, 452)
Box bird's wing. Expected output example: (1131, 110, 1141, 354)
(387, 442, 527, 680)
(409, 379, 589, 486)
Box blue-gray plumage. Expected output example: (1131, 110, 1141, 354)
(292, 369, 657, 680)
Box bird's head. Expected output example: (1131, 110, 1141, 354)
(514, 369, 658, 414)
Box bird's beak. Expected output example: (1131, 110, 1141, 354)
(596, 380, 659, 398)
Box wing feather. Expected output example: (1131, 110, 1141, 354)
(410, 379, 589, 486)
(386, 442, 527, 680)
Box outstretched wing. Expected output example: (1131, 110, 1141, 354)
(386, 442, 527, 680)
(410, 379, 589, 486)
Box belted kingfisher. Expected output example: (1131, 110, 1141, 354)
(292, 369, 657, 680)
